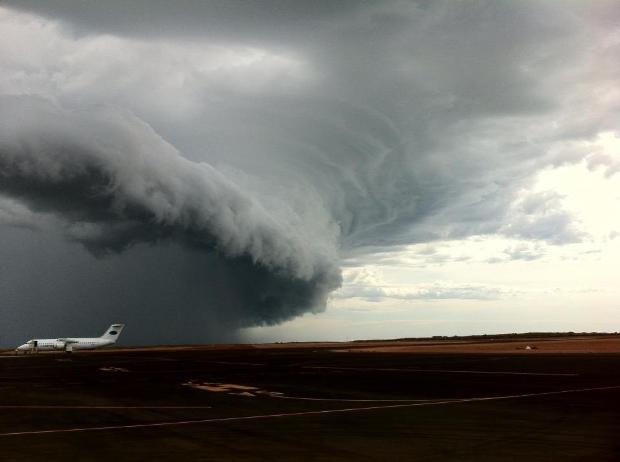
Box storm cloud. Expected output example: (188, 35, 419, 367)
(0, 1, 617, 345)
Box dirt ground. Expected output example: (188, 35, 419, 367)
(330, 336, 620, 354)
(6, 335, 619, 356)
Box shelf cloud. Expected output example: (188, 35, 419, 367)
(0, 1, 617, 344)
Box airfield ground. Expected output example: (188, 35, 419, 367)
(1, 337, 619, 461)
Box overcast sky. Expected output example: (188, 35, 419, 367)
(0, 1, 619, 346)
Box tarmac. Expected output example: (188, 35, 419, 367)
(1, 342, 619, 461)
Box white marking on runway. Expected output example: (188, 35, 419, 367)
(0, 385, 617, 437)
(266, 394, 433, 402)
(305, 366, 577, 376)
(0, 406, 212, 410)
(212, 361, 265, 366)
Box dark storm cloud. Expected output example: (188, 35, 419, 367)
(0, 95, 339, 344)
(4, 0, 360, 43)
(0, 1, 617, 344)
(0, 226, 333, 345)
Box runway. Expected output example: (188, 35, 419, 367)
(1, 343, 619, 460)
(1, 385, 618, 438)
(304, 365, 579, 376)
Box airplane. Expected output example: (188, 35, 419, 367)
(15, 324, 125, 354)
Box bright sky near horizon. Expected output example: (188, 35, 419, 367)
(0, 1, 618, 345)
(246, 158, 620, 342)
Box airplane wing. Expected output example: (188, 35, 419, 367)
(57, 338, 79, 344)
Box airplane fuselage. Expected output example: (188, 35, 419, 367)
(15, 324, 125, 353)
(16, 338, 114, 352)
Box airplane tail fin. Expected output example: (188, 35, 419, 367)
(101, 324, 125, 343)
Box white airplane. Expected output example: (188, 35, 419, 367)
(15, 324, 125, 354)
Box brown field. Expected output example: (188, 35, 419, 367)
(330, 336, 620, 354)
(3, 335, 620, 357)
